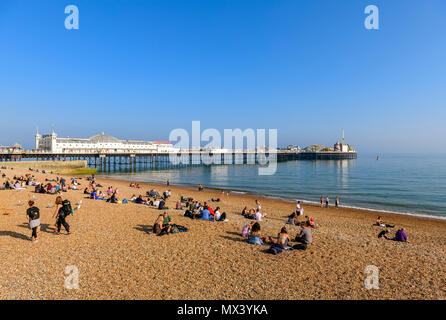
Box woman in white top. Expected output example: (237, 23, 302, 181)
(254, 208, 263, 221)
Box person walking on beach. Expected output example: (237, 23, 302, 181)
(320, 196, 324, 207)
(255, 200, 261, 211)
(53, 196, 71, 234)
(325, 196, 329, 208)
(26, 200, 40, 243)
(335, 196, 339, 208)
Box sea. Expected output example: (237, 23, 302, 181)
(97, 153, 446, 220)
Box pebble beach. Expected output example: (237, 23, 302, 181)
(0, 167, 445, 300)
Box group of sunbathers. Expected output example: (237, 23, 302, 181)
(375, 216, 408, 242)
(242, 221, 313, 253)
(182, 198, 227, 222)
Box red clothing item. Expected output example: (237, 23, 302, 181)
(208, 207, 215, 215)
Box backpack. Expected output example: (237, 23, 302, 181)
(61, 199, 73, 216)
(175, 224, 188, 232)
(28, 206, 40, 220)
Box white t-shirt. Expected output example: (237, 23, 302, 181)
(254, 211, 262, 221)
(215, 211, 221, 221)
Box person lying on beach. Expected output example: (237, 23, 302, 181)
(378, 229, 391, 240)
(135, 195, 144, 204)
(180, 196, 193, 203)
(393, 228, 409, 242)
(294, 222, 312, 250)
(375, 216, 395, 228)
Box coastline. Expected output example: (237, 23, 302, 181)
(1, 166, 445, 299)
(97, 174, 446, 222)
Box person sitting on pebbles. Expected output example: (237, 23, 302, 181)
(247, 222, 273, 245)
(276, 227, 292, 249)
(153, 214, 163, 235)
(393, 227, 409, 243)
(287, 212, 300, 226)
(242, 221, 255, 237)
(378, 229, 391, 240)
(294, 221, 313, 250)
(304, 216, 317, 228)
(161, 211, 173, 234)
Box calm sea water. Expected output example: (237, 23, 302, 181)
(97, 153, 446, 219)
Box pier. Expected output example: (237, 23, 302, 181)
(0, 150, 357, 172)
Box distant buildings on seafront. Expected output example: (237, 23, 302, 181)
(1, 128, 355, 155)
(282, 129, 356, 153)
(0, 143, 24, 153)
(34, 130, 178, 154)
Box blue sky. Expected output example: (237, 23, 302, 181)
(0, 0, 445, 152)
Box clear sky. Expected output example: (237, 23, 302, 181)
(0, 0, 445, 152)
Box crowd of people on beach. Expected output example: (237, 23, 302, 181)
(320, 195, 340, 208)
(1, 168, 411, 247)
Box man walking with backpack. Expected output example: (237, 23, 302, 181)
(52, 196, 72, 234)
